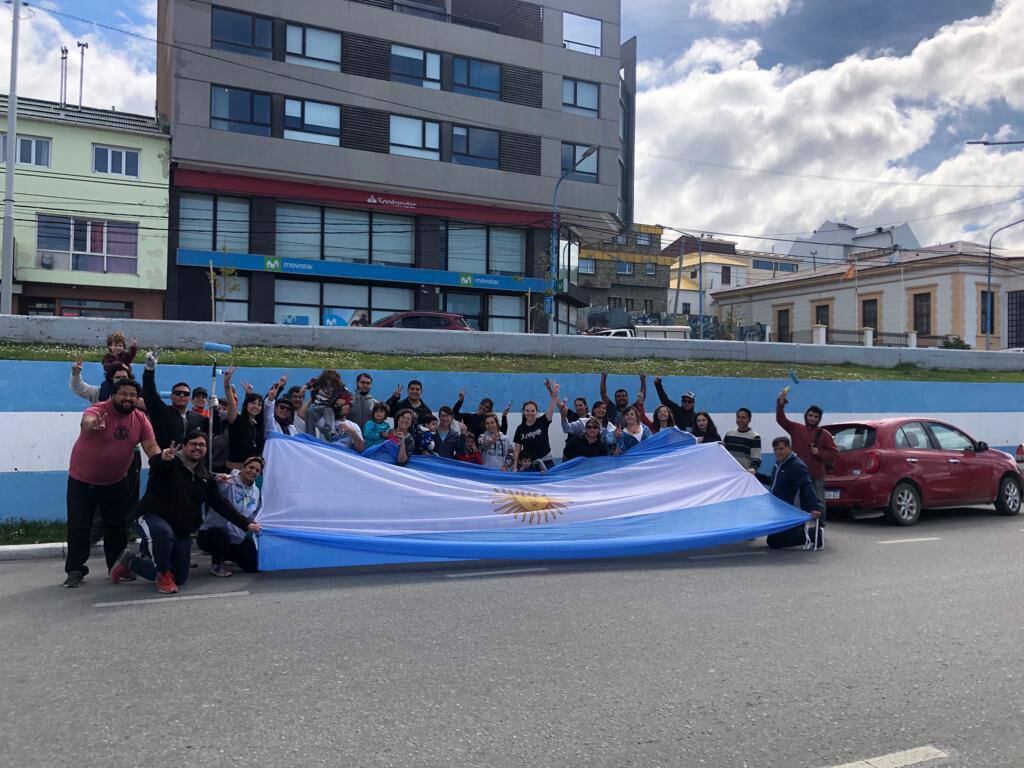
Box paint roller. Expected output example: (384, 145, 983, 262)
(780, 369, 800, 403)
(203, 341, 233, 354)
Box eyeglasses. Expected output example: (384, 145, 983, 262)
(172, 390, 190, 397)
(682, 398, 695, 403)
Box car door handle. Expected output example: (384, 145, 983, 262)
(948, 459, 961, 464)
(905, 458, 918, 464)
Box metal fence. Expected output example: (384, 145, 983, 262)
(917, 334, 955, 349)
(826, 328, 864, 346)
(789, 329, 815, 344)
(875, 331, 910, 347)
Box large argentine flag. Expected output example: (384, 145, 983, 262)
(256, 429, 810, 571)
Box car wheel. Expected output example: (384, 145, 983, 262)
(884, 482, 921, 526)
(995, 474, 1022, 516)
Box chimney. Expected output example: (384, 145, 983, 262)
(59, 46, 68, 107)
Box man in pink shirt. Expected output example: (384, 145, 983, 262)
(64, 378, 160, 588)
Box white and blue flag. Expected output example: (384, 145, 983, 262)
(257, 429, 810, 571)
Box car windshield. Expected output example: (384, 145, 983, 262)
(828, 424, 876, 452)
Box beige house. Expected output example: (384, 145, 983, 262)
(713, 242, 1024, 350)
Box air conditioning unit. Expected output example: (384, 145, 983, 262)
(40, 253, 54, 269)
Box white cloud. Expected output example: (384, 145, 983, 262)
(689, 0, 794, 25)
(635, 0, 1024, 250)
(0, 5, 156, 115)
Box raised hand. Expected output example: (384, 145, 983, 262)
(129, 336, 139, 347)
(160, 442, 179, 461)
(241, 381, 254, 395)
(551, 382, 560, 396)
(393, 384, 402, 398)
(85, 412, 107, 431)
(653, 375, 662, 385)
(72, 360, 83, 376)
(224, 367, 237, 382)
(458, 388, 466, 401)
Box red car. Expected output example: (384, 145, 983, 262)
(371, 311, 473, 330)
(822, 418, 1022, 526)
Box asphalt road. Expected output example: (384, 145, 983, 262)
(2, 507, 1023, 768)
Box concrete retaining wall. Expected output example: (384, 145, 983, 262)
(3, 314, 1024, 371)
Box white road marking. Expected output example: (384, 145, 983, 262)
(92, 590, 251, 608)
(687, 551, 768, 561)
(878, 537, 942, 545)
(445, 567, 549, 578)
(827, 745, 948, 768)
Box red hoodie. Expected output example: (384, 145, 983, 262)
(775, 400, 838, 481)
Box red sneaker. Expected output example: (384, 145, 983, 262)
(156, 571, 179, 594)
(109, 550, 134, 583)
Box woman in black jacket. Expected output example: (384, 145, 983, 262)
(563, 418, 610, 461)
(110, 431, 260, 594)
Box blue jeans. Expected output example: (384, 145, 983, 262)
(132, 515, 192, 585)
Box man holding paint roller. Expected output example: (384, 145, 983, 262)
(776, 381, 838, 523)
(142, 350, 214, 449)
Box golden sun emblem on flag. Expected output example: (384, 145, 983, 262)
(492, 488, 569, 524)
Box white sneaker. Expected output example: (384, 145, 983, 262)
(208, 564, 232, 577)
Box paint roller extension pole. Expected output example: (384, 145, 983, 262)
(203, 342, 232, 472)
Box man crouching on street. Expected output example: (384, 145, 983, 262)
(110, 430, 261, 594)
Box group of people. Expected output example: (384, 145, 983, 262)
(63, 331, 840, 593)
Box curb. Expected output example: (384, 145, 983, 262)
(0, 543, 103, 562)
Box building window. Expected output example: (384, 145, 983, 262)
(284, 99, 341, 145)
(452, 125, 499, 169)
(608, 296, 623, 309)
(489, 295, 526, 333)
(446, 224, 524, 276)
(614, 234, 628, 245)
(390, 45, 441, 89)
(980, 289, 995, 335)
(563, 12, 602, 55)
(644, 262, 656, 276)
(913, 292, 931, 334)
(214, 274, 250, 322)
(681, 302, 692, 315)
(1, 133, 50, 167)
(561, 142, 599, 182)
(211, 7, 272, 58)
(814, 303, 830, 327)
(777, 262, 798, 273)
(372, 214, 415, 265)
(210, 85, 271, 136)
(389, 115, 440, 160)
(753, 259, 799, 274)
(616, 261, 633, 276)
(274, 279, 321, 326)
(861, 298, 878, 329)
(453, 57, 501, 100)
(644, 299, 654, 315)
(636, 232, 652, 247)
(93, 145, 140, 177)
(721, 265, 731, 285)
(324, 209, 369, 263)
(371, 285, 414, 322)
(179, 194, 250, 252)
(36, 214, 138, 274)
(578, 257, 596, 275)
(446, 292, 484, 330)
(776, 308, 791, 342)
(39, 298, 134, 318)
(285, 24, 341, 70)
(323, 283, 370, 327)
(562, 78, 599, 117)
(276, 204, 322, 261)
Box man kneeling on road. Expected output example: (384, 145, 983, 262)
(766, 436, 823, 550)
(197, 456, 264, 577)
(110, 431, 261, 594)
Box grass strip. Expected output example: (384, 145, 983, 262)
(1, 342, 1022, 382)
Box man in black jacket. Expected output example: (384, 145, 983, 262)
(386, 379, 433, 423)
(142, 353, 212, 448)
(110, 431, 260, 594)
(652, 376, 697, 432)
(766, 436, 822, 550)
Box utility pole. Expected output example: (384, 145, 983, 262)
(1, 0, 22, 315)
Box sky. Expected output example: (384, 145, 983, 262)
(2, 0, 1024, 253)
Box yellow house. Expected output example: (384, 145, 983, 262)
(0, 96, 169, 318)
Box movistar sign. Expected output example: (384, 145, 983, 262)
(178, 249, 549, 293)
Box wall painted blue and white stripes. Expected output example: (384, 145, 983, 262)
(1, 361, 1021, 521)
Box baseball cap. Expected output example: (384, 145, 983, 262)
(682, 391, 696, 400)
(275, 398, 294, 410)
(192, 387, 208, 399)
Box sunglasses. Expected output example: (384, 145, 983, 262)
(172, 390, 190, 397)
(585, 425, 601, 430)
(682, 398, 695, 403)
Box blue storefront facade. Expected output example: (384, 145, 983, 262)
(166, 170, 587, 333)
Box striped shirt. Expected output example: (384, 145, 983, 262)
(724, 427, 762, 470)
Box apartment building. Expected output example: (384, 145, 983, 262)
(577, 223, 671, 322)
(157, 0, 635, 332)
(0, 96, 169, 318)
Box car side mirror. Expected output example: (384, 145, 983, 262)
(976, 441, 989, 452)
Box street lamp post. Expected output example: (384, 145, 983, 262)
(549, 144, 598, 336)
(660, 226, 704, 338)
(986, 217, 1024, 350)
